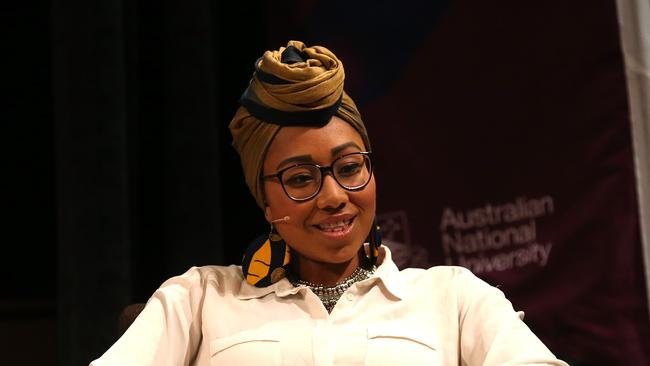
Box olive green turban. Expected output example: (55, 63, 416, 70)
(229, 40, 371, 209)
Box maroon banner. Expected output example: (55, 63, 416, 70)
(267, 0, 650, 363)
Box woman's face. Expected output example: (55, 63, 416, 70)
(262, 116, 376, 268)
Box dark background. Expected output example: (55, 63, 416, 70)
(3, 1, 648, 365)
(4, 1, 269, 364)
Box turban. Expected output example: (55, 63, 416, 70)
(229, 40, 371, 209)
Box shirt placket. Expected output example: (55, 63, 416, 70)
(312, 319, 335, 366)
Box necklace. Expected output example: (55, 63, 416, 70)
(289, 266, 376, 313)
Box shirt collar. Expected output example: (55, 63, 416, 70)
(237, 276, 302, 300)
(236, 245, 406, 301)
(360, 245, 407, 300)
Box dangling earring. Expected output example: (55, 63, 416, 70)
(242, 223, 291, 287)
(364, 219, 382, 266)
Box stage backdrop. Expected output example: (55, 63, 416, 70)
(266, 0, 650, 364)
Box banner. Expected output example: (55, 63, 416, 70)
(267, 0, 650, 363)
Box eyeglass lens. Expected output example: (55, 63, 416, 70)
(281, 154, 371, 200)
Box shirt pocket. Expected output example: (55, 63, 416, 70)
(210, 328, 282, 366)
(364, 322, 441, 365)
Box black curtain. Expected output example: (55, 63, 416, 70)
(47, 1, 267, 364)
(3, 2, 57, 365)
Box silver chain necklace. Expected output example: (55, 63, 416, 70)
(289, 266, 376, 313)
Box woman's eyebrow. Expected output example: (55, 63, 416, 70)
(331, 142, 362, 156)
(276, 155, 312, 170)
(275, 142, 362, 170)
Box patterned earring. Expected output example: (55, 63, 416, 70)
(366, 219, 382, 266)
(242, 223, 291, 287)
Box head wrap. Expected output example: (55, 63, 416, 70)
(229, 40, 371, 209)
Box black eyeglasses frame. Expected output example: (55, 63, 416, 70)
(260, 151, 373, 202)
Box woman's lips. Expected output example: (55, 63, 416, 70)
(313, 216, 355, 238)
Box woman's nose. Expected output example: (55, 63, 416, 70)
(316, 174, 348, 210)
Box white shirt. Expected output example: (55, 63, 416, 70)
(91, 246, 567, 365)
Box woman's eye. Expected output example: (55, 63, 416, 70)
(285, 173, 315, 187)
(337, 163, 362, 177)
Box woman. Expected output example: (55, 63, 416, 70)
(91, 41, 567, 365)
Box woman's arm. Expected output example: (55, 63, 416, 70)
(456, 268, 568, 366)
(90, 268, 205, 366)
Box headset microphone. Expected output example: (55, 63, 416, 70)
(270, 216, 291, 224)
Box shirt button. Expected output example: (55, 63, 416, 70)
(346, 293, 354, 301)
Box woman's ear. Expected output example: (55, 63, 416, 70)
(264, 205, 273, 223)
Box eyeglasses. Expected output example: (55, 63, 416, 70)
(261, 152, 373, 202)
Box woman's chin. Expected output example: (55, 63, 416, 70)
(312, 241, 364, 266)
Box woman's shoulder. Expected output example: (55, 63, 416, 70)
(398, 265, 478, 283)
(154, 265, 245, 299)
(396, 265, 497, 298)
(381, 245, 487, 292)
